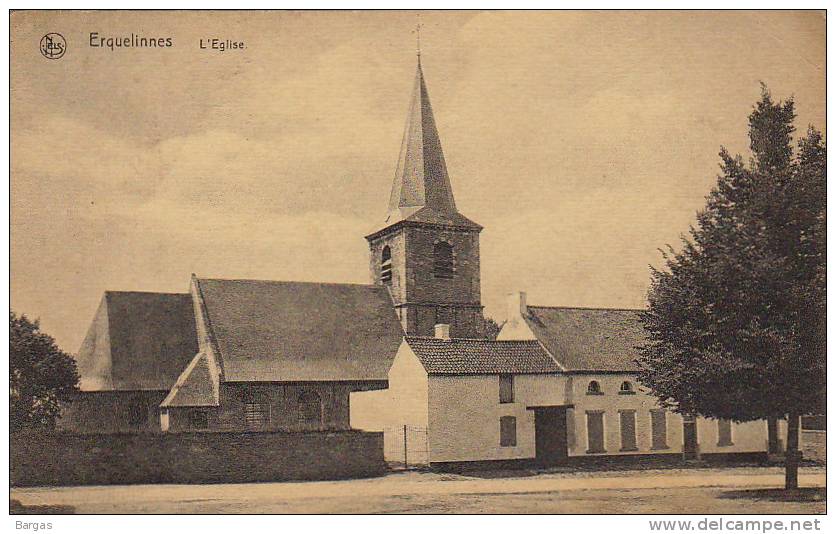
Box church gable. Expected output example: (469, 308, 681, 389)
(76, 291, 199, 391)
(161, 352, 219, 408)
(76, 295, 113, 390)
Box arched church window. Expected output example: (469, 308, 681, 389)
(587, 380, 603, 395)
(433, 242, 454, 278)
(381, 246, 392, 284)
(298, 390, 323, 427)
(619, 381, 635, 394)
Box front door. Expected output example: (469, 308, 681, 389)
(534, 407, 569, 467)
(683, 417, 698, 458)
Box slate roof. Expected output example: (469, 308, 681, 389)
(194, 278, 404, 382)
(368, 59, 480, 238)
(161, 352, 219, 407)
(405, 337, 563, 375)
(523, 306, 645, 372)
(76, 291, 199, 391)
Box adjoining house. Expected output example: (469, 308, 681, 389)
(350, 292, 790, 468)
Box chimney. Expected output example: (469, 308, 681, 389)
(507, 291, 527, 322)
(434, 323, 451, 340)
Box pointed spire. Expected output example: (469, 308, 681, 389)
(386, 59, 458, 220)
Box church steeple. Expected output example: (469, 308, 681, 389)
(387, 59, 458, 221)
(366, 56, 484, 339)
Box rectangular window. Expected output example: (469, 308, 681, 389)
(586, 411, 605, 453)
(499, 374, 514, 403)
(650, 409, 669, 450)
(245, 402, 268, 430)
(717, 419, 733, 447)
(189, 410, 209, 430)
(500, 416, 517, 447)
(619, 410, 638, 451)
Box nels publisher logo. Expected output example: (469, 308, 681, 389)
(40, 33, 66, 59)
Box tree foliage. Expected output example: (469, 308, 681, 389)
(478, 315, 505, 340)
(637, 87, 825, 488)
(10, 310, 79, 432)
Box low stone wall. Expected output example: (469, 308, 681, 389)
(802, 430, 826, 465)
(11, 430, 384, 487)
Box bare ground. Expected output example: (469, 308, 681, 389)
(10, 466, 826, 514)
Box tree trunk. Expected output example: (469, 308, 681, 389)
(784, 412, 800, 490)
(767, 417, 779, 453)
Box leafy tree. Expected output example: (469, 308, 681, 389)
(637, 86, 825, 490)
(478, 315, 505, 340)
(10, 310, 79, 432)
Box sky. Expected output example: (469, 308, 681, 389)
(10, 10, 825, 353)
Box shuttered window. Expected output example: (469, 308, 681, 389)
(650, 409, 668, 449)
(245, 402, 268, 430)
(499, 374, 514, 403)
(717, 419, 733, 447)
(500, 416, 516, 447)
(586, 411, 605, 453)
(619, 410, 638, 451)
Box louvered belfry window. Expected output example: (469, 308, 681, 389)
(381, 246, 392, 284)
(433, 242, 454, 278)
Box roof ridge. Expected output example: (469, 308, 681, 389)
(528, 304, 645, 312)
(195, 277, 380, 289)
(104, 290, 190, 297)
(405, 336, 540, 343)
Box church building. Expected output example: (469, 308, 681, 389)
(64, 57, 486, 434)
(65, 56, 789, 467)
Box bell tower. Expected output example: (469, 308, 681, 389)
(366, 58, 483, 338)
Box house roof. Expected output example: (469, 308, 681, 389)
(405, 337, 563, 375)
(194, 278, 404, 382)
(161, 352, 219, 407)
(523, 306, 645, 372)
(76, 291, 199, 391)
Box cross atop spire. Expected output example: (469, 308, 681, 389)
(414, 18, 423, 58)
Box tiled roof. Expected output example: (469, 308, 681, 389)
(405, 337, 563, 375)
(161, 352, 219, 407)
(195, 278, 404, 382)
(524, 306, 645, 372)
(76, 291, 199, 391)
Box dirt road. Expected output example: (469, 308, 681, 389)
(11, 466, 826, 514)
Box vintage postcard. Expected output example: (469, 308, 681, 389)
(8, 9, 826, 519)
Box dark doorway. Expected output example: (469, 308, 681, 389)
(683, 416, 698, 459)
(531, 406, 569, 467)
